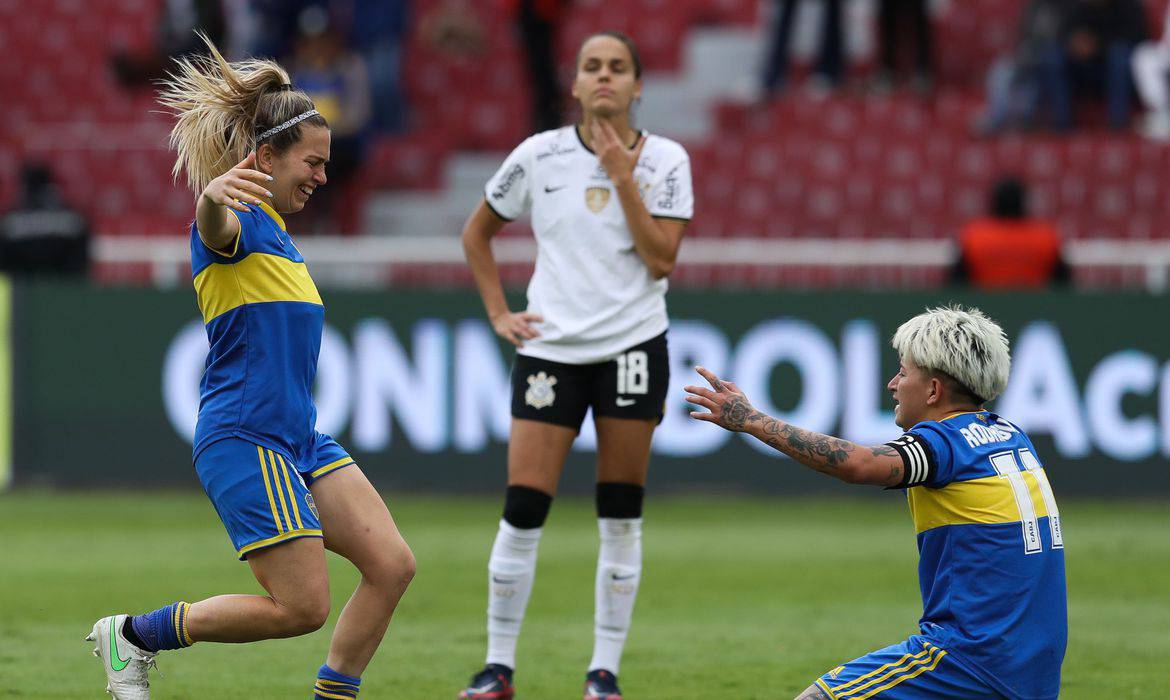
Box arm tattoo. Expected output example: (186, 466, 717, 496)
(871, 445, 902, 484)
(721, 395, 755, 430)
(755, 417, 854, 470)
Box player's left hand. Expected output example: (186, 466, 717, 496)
(684, 366, 758, 432)
(591, 118, 644, 184)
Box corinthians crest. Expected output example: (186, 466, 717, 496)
(525, 371, 557, 409)
(585, 187, 610, 213)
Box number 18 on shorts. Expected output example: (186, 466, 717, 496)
(510, 332, 670, 428)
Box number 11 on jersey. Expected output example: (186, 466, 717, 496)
(990, 450, 1063, 554)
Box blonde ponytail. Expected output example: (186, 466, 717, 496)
(158, 33, 327, 193)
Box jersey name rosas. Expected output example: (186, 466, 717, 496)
(958, 420, 1015, 448)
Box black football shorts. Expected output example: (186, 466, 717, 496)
(510, 332, 670, 429)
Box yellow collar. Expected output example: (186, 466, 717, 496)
(257, 201, 287, 232)
(941, 410, 986, 422)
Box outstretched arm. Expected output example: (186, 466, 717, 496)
(684, 367, 906, 487)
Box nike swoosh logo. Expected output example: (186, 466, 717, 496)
(612, 573, 637, 581)
(544, 185, 566, 193)
(492, 576, 517, 584)
(110, 620, 131, 672)
(467, 683, 497, 694)
(615, 397, 636, 407)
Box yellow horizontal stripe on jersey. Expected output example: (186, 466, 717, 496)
(194, 252, 322, 323)
(909, 470, 1049, 534)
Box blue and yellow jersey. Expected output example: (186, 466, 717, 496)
(886, 410, 1067, 700)
(190, 202, 324, 468)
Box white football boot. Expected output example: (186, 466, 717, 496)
(86, 614, 158, 699)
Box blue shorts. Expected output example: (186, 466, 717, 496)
(815, 636, 1004, 700)
(195, 433, 357, 560)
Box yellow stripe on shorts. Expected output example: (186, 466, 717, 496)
(834, 644, 947, 699)
(848, 647, 947, 700)
(311, 456, 355, 479)
(829, 646, 933, 696)
(266, 449, 294, 533)
(237, 529, 323, 558)
(257, 446, 283, 533)
(276, 453, 304, 530)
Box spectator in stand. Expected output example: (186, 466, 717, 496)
(952, 177, 1069, 289)
(875, 0, 934, 93)
(289, 5, 372, 233)
(0, 163, 90, 276)
(972, 0, 1066, 136)
(110, 0, 226, 87)
(1132, 4, 1170, 140)
(510, 0, 571, 133)
(421, 0, 488, 56)
(248, 0, 314, 60)
(338, 0, 410, 133)
(1039, 0, 1147, 131)
(759, 0, 844, 99)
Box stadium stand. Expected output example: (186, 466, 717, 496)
(2, 0, 1168, 288)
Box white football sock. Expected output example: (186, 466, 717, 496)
(485, 519, 542, 669)
(588, 518, 642, 675)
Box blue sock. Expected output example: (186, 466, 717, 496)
(314, 664, 361, 699)
(129, 602, 194, 652)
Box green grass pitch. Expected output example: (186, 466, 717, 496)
(1, 492, 1167, 698)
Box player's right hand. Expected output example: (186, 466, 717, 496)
(685, 366, 757, 432)
(492, 310, 543, 347)
(200, 152, 274, 213)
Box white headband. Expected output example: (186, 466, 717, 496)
(257, 109, 319, 142)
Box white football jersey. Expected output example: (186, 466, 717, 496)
(483, 126, 693, 364)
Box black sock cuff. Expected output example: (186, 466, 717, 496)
(121, 616, 150, 651)
(503, 485, 553, 529)
(596, 482, 645, 519)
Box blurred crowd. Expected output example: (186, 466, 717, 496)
(6, 0, 1167, 288)
(112, 0, 408, 133)
(757, 0, 1169, 140)
(107, 0, 408, 230)
(105, 0, 1170, 146)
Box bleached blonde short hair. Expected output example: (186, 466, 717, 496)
(892, 305, 1011, 403)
